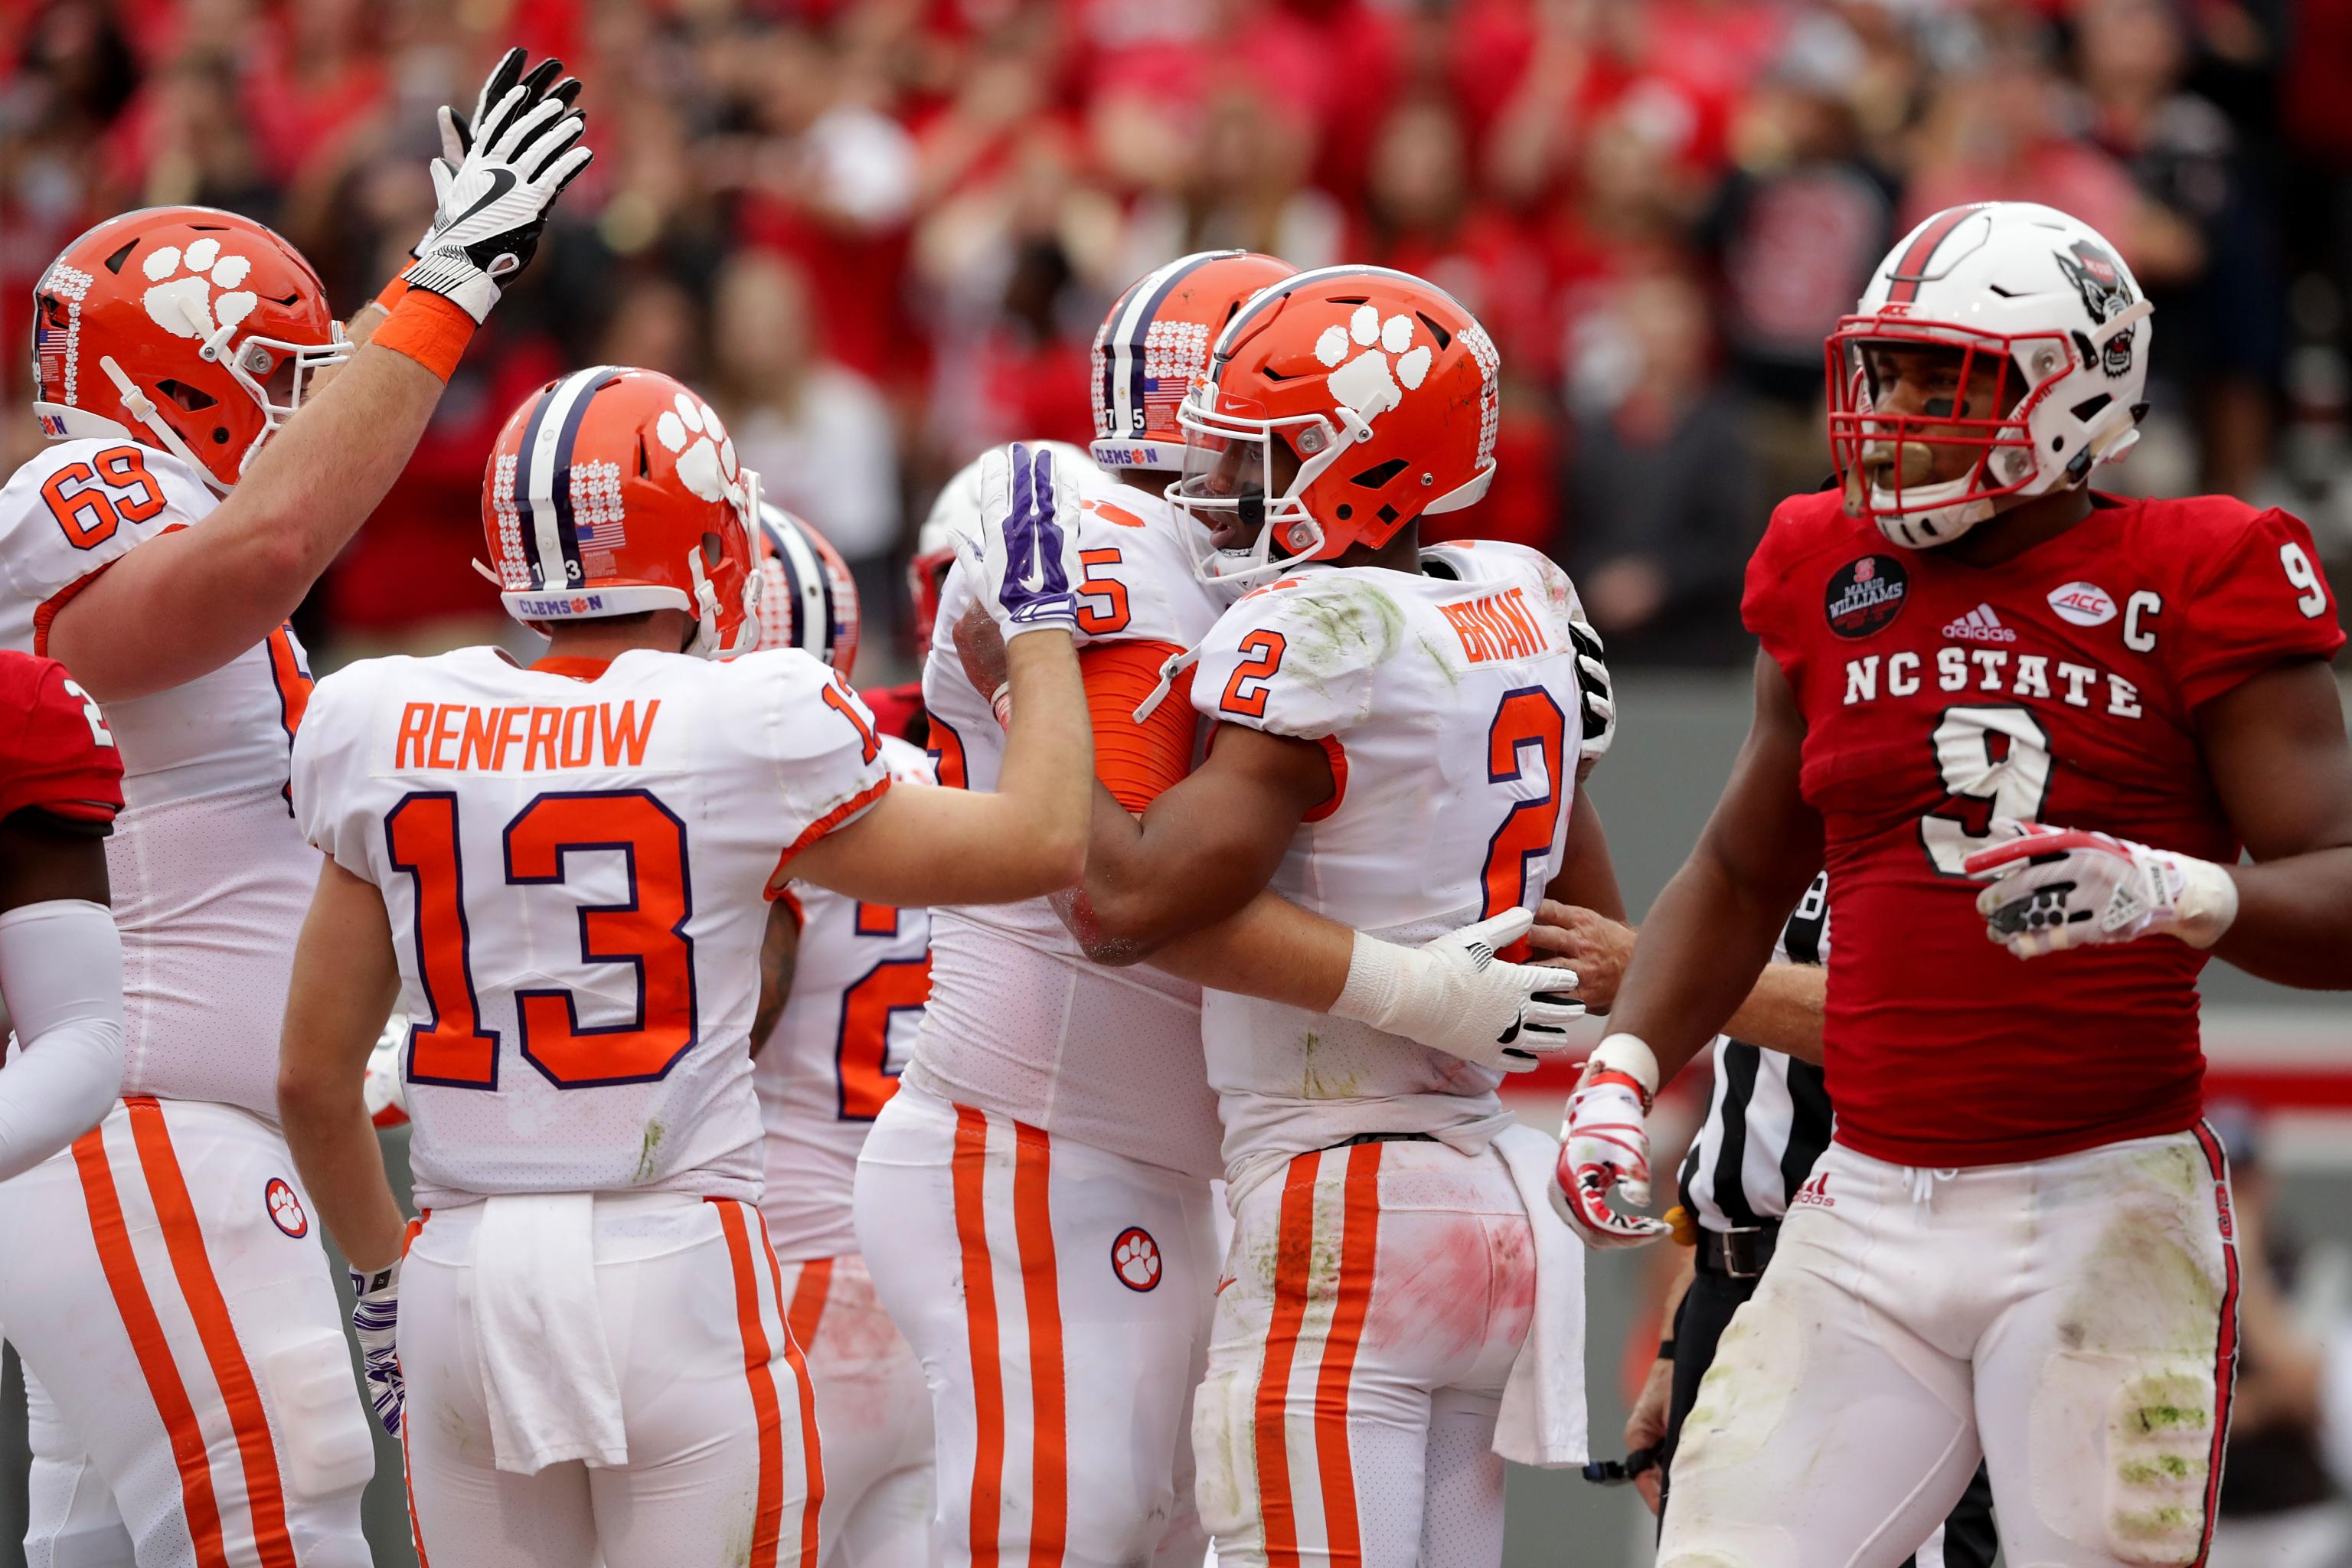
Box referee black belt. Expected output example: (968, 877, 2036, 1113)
(1695, 1222, 1779, 1280)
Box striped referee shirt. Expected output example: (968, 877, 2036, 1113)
(1677, 872, 1831, 1233)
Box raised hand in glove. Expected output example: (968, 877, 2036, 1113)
(405, 49, 593, 322)
(410, 47, 581, 258)
(951, 443, 1085, 640)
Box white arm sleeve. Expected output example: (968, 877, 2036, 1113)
(0, 899, 125, 1180)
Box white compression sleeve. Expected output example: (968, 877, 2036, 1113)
(0, 900, 125, 1181)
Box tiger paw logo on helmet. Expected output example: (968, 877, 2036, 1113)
(141, 238, 260, 343)
(653, 393, 746, 509)
(1315, 305, 1434, 425)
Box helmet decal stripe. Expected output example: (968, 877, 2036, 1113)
(762, 511, 833, 660)
(1885, 205, 1994, 304)
(518, 365, 619, 592)
(1110, 256, 1207, 440)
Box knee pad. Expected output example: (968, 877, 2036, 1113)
(2029, 1354, 2213, 1566)
(258, 1331, 377, 1504)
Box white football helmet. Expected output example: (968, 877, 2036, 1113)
(1828, 202, 2153, 549)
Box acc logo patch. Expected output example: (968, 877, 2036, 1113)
(265, 1178, 309, 1238)
(2046, 581, 2117, 627)
(1824, 554, 1910, 639)
(1110, 1227, 1162, 1292)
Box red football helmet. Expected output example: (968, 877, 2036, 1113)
(752, 503, 861, 678)
(1172, 265, 1499, 583)
(482, 367, 762, 658)
(31, 207, 347, 494)
(1089, 250, 1298, 472)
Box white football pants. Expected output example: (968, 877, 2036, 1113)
(1659, 1126, 2239, 1568)
(854, 1082, 1219, 1568)
(0, 1097, 374, 1568)
(400, 1194, 821, 1568)
(774, 1253, 937, 1566)
(1194, 1137, 1535, 1568)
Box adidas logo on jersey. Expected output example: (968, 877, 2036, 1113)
(1942, 604, 2017, 644)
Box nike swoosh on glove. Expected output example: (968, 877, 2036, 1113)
(404, 56, 593, 322)
(1331, 908, 1585, 1071)
(348, 1258, 404, 1436)
(951, 443, 1084, 639)
(1964, 818, 2239, 959)
(1552, 1035, 1670, 1249)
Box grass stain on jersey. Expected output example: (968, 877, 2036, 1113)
(1279, 578, 1404, 701)
(1298, 1031, 1363, 1099)
(1416, 633, 1462, 688)
(635, 1118, 667, 1183)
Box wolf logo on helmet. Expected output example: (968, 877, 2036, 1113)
(2052, 238, 2138, 375)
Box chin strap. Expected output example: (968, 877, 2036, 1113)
(99, 356, 226, 495)
(1131, 646, 1202, 723)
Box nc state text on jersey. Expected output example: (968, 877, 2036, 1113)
(393, 699, 662, 773)
(1438, 586, 1552, 665)
(1841, 647, 2142, 717)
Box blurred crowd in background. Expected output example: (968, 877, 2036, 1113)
(5, 0, 2352, 675)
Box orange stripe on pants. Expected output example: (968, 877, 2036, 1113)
(952, 1106, 1008, 1568)
(1312, 1143, 1382, 1566)
(71, 1124, 234, 1568)
(401, 1212, 432, 1568)
(760, 1214, 826, 1568)
(716, 1199, 786, 1568)
(786, 1256, 833, 1354)
(1254, 1153, 1324, 1568)
(1011, 1121, 1067, 1568)
(124, 1097, 301, 1568)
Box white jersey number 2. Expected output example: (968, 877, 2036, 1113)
(1919, 705, 2053, 876)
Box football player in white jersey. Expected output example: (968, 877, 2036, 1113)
(273, 366, 1097, 1568)
(1031, 266, 1623, 1568)
(0, 51, 590, 1568)
(747, 504, 941, 1567)
(857, 253, 1586, 1568)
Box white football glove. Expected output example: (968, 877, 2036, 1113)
(950, 442, 1085, 640)
(1551, 1034, 1671, 1249)
(403, 51, 593, 322)
(364, 1014, 410, 1130)
(1965, 819, 2239, 959)
(1331, 909, 1585, 1071)
(411, 49, 580, 258)
(348, 1256, 403, 1436)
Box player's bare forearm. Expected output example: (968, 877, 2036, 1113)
(277, 857, 409, 1272)
(795, 632, 1091, 906)
(51, 335, 454, 701)
(1057, 724, 1328, 961)
(1546, 789, 1628, 923)
(1119, 889, 1359, 1007)
(2200, 658, 2352, 988)
(1720, 963, 1826, 1064)
(1609, 654, 1824, 1078)
(750, 900, 799, 1055)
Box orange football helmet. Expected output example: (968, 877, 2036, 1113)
(1089, 250, 1298, 472)
(31, 207, 347, 495)
(482, 367, 762, 658)
(1173, 265, 1499, 583)
(752, 502, 860, 678)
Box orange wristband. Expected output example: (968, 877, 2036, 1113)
(373, 276, 410, 315)
(371, 289, 475, 383)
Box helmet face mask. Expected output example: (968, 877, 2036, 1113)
(1173, 397, 1335, 582)
(1830, 201, 2155, 550)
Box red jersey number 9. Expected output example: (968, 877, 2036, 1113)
(387, 787, 699, 1091)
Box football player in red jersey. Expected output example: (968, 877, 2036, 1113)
(1558, 201, 2350, 1567)
(0, 652, 127, 1179)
